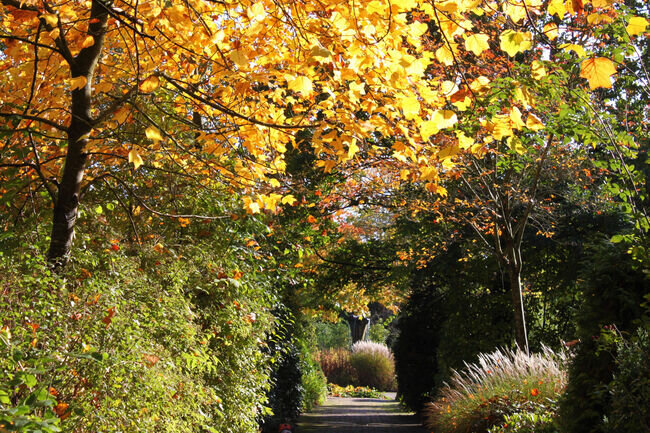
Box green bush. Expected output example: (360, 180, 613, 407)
(605, 327, 650, 433)
(0, 223, 279, 433)
(349, 341, 396, 391)
(301, 356, 327, 412)
(558, 241, 647, 433)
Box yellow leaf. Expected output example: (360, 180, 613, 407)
(288, 76, 313, 95)
(627, 16, 649, 36)
(95, 81, 113, 93)
(243, 197, 261, 214)
(456, 131, 474, 149)
(68, 76, 87, 90)
(409, 21, 429, 37)
(464, 33, 490, 56)
(547, 0, 566, 17)
(145, 126, 163, 142)
(504, 2, 526, 23)
(526, 113, 545, 131)
(230, 49, 248, 67)
(399, 95, 421, 120)
(587, 13, 612, 25)
(310, 45, 332, 59)
(560, 43, 587, 58)
(40, 13, 58, 27)
(420, 121, 439, 141)
(591, 0, 615, 7)
(347, 139, 359, 159)
(139, 75, 160, 93)
(435, 44, 455, 66)
(113, 107, 130, 123)
(492, 115, 513, 140)
(247, 3, 266, 21)
(509, 106, 525, 129)
(317, 159, 337, 173)
(506, 136, 526, 155)
(281, 195, 297, 205)
(128, 149, 144, 170)
(500, 30, 532, 57)
(543, 23, 559, 41)
(580, 57, 616, 89)
(531, 60, 546, 80)
(80, 35, 94, 49)
(432, 110, 458, 130)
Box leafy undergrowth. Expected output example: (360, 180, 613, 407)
(423, 347, 567, 433)
(328, 384, 388, 399)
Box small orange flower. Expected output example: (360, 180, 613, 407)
(531, 388, 540, 397)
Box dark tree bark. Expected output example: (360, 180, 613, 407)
(345, 314, 370, 344)
(46, 0, 111, 267)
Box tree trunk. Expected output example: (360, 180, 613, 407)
(507, 266, 529, 355)
(345, 314, 370, 344)
(46, 0, 110, 267)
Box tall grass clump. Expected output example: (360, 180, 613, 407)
(349, 341, 396, 391)
(424, 347, 568, 433)
(315, 348, 356, 386)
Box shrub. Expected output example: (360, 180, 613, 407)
(315, 348, 356, 386)
(423, 347, 567, 433)
(349, 341, 396, 391)
(605, 326, 650, 433)
(558, 241, 647, 433)
(0, 226, 280, 433)
(301, 357, 328, 412)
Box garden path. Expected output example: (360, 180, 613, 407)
(295, 394, 429, 433)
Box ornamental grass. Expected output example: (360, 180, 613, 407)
(423, 346, 568, 433)
(349, 341, 397, 391)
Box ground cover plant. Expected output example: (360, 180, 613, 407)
(328, 384, 388, 399)
(424, 347, 567, 433)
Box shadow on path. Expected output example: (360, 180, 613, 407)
(296, 396, 429, 433)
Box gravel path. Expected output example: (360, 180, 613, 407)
(295, 395, 429, 433)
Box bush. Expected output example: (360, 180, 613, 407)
(301, 357, 328, 412)
(558, 241, 647, 433)
(315, 348, 356, 386)
(0, 223, 280, 433)
(605, 327, 650, 433)
(423, 347, 567, 433)
(349, 341, 396, 391)
(313, 321, 351, 350)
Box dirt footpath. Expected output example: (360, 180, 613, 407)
(295, 395, 429, 433)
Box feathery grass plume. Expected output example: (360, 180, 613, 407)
(351, 340, 395, 359)
(424, 346, 568, 433)
(350, 341, 396, 391)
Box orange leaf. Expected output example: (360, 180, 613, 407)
(139, 75, 160, 93)
(54, 402, 71, 420)
(102, 307, 116, 327)
(580, 57, 616, 89)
